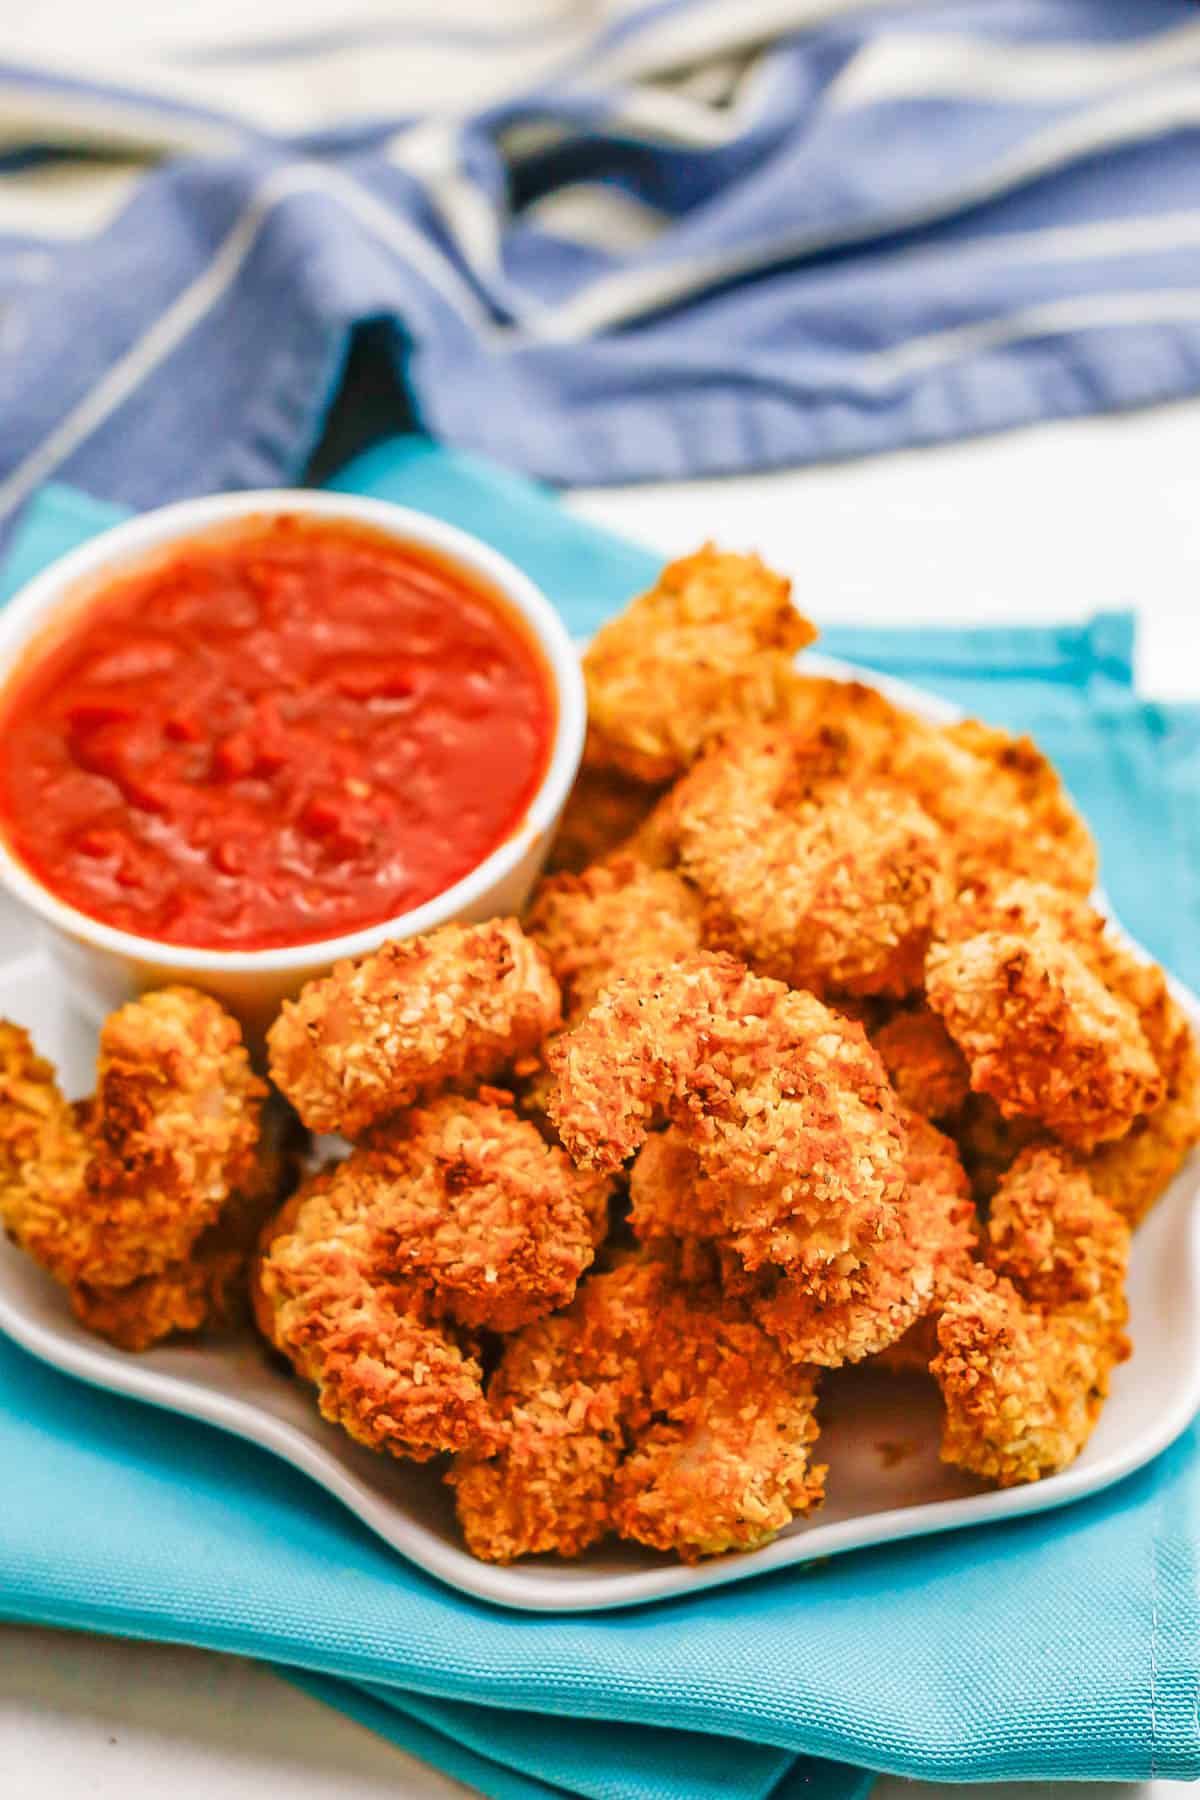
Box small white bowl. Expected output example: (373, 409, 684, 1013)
(0, 490, 586, 1037)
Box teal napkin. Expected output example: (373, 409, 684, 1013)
(2, 446, 1199, 1798)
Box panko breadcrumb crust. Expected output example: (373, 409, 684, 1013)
(548, 953, 909, 1273)
(544, 767, 667, 877)
(253, 1093, 612, 1454)
(927, 882, 1164, 1150)
(668, 727, 950, 999)
(0, 991, 272, 1349)
(871, 1009, 971, 1123)
(582, 544, 816, 782)
(451, 1258, 825, 1565)
(932, 1148, 1130, 1486)
(267, 918, 561, 1137)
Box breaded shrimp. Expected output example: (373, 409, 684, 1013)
(746, 1110, 976, 1368)
(932, 1148, 1130, 1486)
(669, 727, 949, 998)
(71, 1107, 301, 1351)
(883, 719, 1097, 897)
(545, 767, 667, 876)
(872, 1008, 970, 1123)
(252, 1168, 493, 1462)
(451, 1258, 824, 1564)
(771, 679, 1096, 897)
(583, 545, 816, 782)
(0, 990, 264, 1295)
(525, 855, 704, 1026)
(267, 919, 561, 1137)
(360, 1094, 610, 1330)
(255, 1095, 608, 1434)
(551, 954, 908, 1273)
(1085, 1000, 1200, 1224)
(926, 882, 1162, 1150)
(777, 672, 915, 749)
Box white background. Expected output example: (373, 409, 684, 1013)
(6, 396, 1200, 1795)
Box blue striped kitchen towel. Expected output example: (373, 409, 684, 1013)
(3, 1, 1200, 544)
(1, 441, 1199, 1799)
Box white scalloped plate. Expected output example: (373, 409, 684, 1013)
(0, 655, 1197, 1613)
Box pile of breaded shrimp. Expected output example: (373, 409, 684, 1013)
(2, 545, 1197, 1568)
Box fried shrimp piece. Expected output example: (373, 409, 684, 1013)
(358, 1094, 610, 1331)
(520, 856, 704, 1128)
(552, 954, 908, 1273)
(525, 855, 704, 1027)
(582, 545, 816, 783)
(255, 1097, 607, 1427)
(0, 991, 264, 1298)
(883, 719, 1097, 897)
(451, 1259, 824, 1564)
(926, 882, 1162, 1150)
(1085, 1010, 1200, 1225)
(267, 919, 561, 1137)
(667, 727, 950, 998)
(957, 991, 1200, 1221)
(545, 767, 668, 876)
(774, 679, 1096, 898)
(746, 1111, 976, 1368)
(778, 672, 914, 747)
(253, 1166, 493, 1462)
(872, 1008, 970, 1123)
(71, 1106, 302, 1351)
(932, 1148, 1130, 1486)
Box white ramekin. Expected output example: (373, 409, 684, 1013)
(0, 489, 586, 1038)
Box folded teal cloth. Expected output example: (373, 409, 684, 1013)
(2, 446, 1199, 1798)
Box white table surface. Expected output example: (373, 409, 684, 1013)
(7, 396, 1200, 1796)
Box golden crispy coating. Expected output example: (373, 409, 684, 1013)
(872, 1008, 970, 1123)
(613, 782, 690, 871)
(582, 545, 816, 783)
(359, 1094, 610, 1331)
(450, 1299, 634, 1563)
(451, 1259, 824, 1563)
(545, 767, 667, 877)
(0, 991, 264, 1296)
(1085, 999, 1200, 1224)
(253, 1165, 492, 1462)
(71, 1108, 301, 1351)
(550, 954, 908, 1273)
(746, 1111, 976, 1368)
(986, 1145, 1129, 1312)
(777, 673, 914, 745)
(521, 857, 704, 1129)
(883, 718, 1097, 897)
(255, 1095, 607, 1434)
(926, 882, 1162, 1150)
(668, 727, 949, 998)
(267, 919, 561, 1137)
(628, 1127, 733, 1249)
(932, 1148, 1130, 1486)
(768, 678, 1096, 897)
(950, 959, 1200, 1221)
(525, 854, 704, 1027)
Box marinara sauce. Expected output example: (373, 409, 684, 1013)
(0, 518, 555, 950)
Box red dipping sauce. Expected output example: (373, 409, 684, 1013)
(0, 518, 555, 950)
